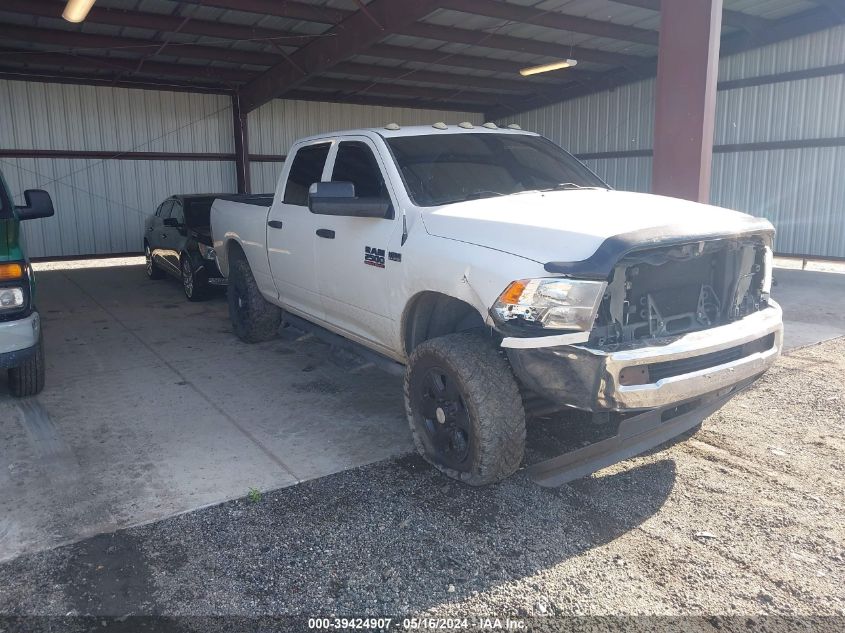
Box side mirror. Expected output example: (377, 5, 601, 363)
(308, 181, 391, 218)
(162, 217, 182, 228)
(15, 190, 54, 221)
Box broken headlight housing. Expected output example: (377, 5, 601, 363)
(492, 278, 607, 332)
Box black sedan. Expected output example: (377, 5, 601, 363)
(144, 194, 270, 301)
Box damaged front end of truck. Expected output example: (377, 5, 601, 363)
(497, 222, 784, 486)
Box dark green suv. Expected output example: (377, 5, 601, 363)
(0, 171, 55, 396)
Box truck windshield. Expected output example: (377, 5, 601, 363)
(386, 132, 607, 207)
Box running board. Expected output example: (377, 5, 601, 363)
(527, 379, 755, 487)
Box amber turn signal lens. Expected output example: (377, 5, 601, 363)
(499, 280, 528, 304)
(0, 263, 24, 280)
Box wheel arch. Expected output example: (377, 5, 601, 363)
(401, 291, 488, 357)
(218, 237, 246, 277)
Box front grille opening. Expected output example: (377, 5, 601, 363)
(619, 333, 775, 386)
(590, 236, 769, 346)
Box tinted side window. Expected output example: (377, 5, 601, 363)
(171, 201, 185, 224)
(331, 142, 387, 199)
(157, 200, 174, 218)
(283, 143, 331, 206)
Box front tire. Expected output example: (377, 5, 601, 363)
(404, 333, 526, 486)
(9, 334, 45, 397)
(227, 249, 281, 343)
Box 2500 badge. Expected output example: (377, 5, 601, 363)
(365, 246, 386, 268)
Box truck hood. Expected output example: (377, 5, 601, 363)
(421, 189, 771, 265)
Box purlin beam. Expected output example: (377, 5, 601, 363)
(331, 61, 541, 94)
(2, 0, 316, 49)
(239, 0, 445, 112)
(399, 21, 648, 69)
(284, 89, 485, 113)
(302, 76, 501, 105)
(0, 68, 233, 95)
(439, 0, 659, 45)
(0, 48, 246, 84)
(177, 0, 352, 25)
(0, 25, 279, 67)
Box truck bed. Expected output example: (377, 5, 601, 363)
(211, 196, 272, 281)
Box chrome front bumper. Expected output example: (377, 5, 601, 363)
(597, 301, 783, 409)
(506, 302, 783, 412)
(0, 311, 40, 355)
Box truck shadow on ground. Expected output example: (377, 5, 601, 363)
(0, 449, 677, 618)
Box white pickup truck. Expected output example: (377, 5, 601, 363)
(211, 123, 783, 486)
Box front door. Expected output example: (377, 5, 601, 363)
(266, 141, 331, 320)
(315, 137, 402, 353)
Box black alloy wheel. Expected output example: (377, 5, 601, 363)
(412, 366, 473, 471)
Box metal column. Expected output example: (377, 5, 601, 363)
(232, 93, 251, 194)
(652, 0, 723, 202)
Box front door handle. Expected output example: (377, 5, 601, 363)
(147, 227, 154, 232)
(267, 220, 283, 229)
(316, 229, 335, 239)
(161, 233, 167, 239)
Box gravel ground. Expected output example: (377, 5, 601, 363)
(0, 337, 843, 630)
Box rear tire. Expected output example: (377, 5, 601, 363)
(145, 243, 164, 280)
(181, 255, 209, 302)
(9, 334, 45, 397)
(404, 332, 526, 486)
(227, 249, 281, 343)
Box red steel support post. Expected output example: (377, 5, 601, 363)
(652, 0, 723, 202)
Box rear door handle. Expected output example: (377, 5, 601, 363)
(267, 220, 283, 229)
(316, 229, 335, 239)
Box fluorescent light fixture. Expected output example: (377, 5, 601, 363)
(63, 0, 97, 23)
(519, 59, 578, 77)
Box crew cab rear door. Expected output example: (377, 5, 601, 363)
(314, 136, 402, 353)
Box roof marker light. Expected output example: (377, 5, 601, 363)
(384, 123, 400, 131)
(432, 122, 448, 130)
(507, 124, 522, 130)
(458, 121, 474, 129)
(482, 122, 498, 129)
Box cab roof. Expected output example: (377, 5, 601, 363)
(296, 124, 538, 144)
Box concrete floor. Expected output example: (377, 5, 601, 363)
(0, 259, 843, 562)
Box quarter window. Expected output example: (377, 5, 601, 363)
(283, 143, 331, 206)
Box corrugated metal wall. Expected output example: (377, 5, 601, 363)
(503, 24, 845, 258)
(0, 81, 235, 258)
(247, 100, 483, 193)
(0, 79, 482, 258)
